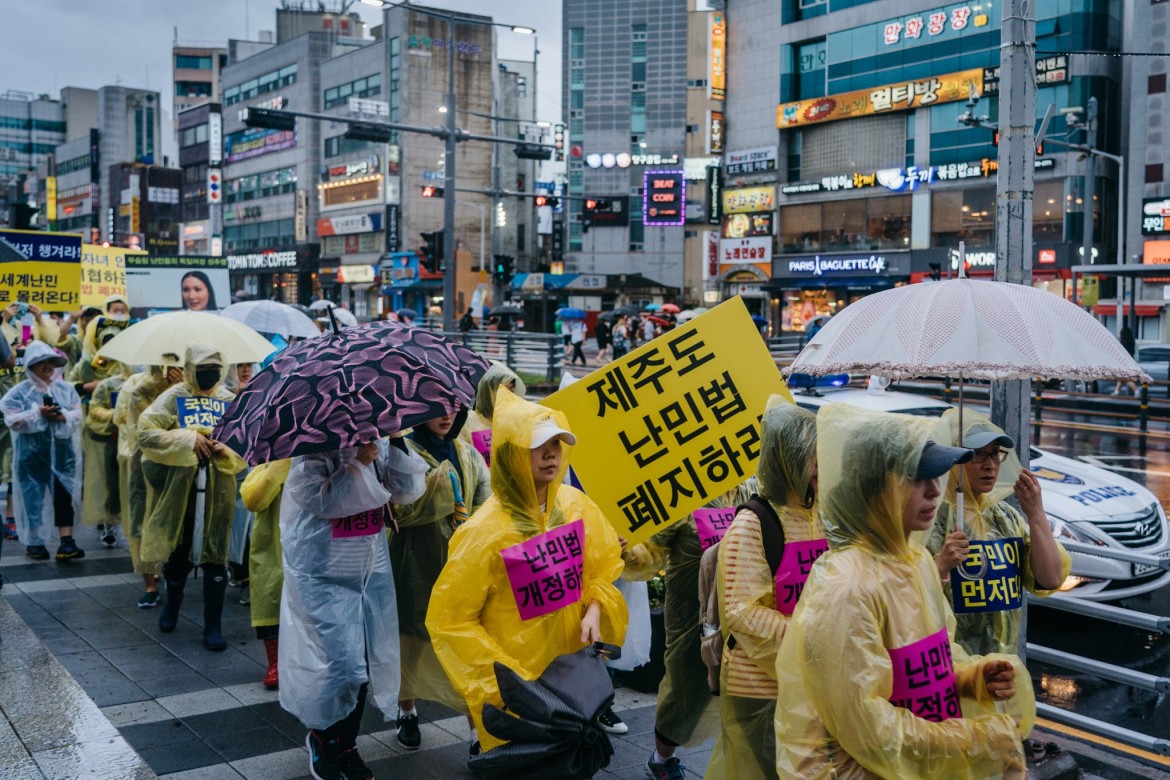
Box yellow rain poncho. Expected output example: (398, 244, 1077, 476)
(138, 343, 246, 568)
(82, 365, 132, 531)
(775, 404, 1033, 779)
(623, 478, 756, 750)
(241, 459, 291, 630)
(426, 389, 628, 752)
(460, 361, 527, 447)
(707, 398, 821, 780)
(390, 419, 491, 713)
(926, 410, 1071, 657)
(114, 365, 179, 574)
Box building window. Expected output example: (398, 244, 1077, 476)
(931, 187, 995, 248)
(390, 37, 400, 144)
(686, 79, 708, 88)
(224, 64, 297, 106)
(176, 81, 213, 98)
(180, 123, 210, 148)
(1033, 180, 1064, 242)
(1151, 74, 1167, 94)
(1148, 164, 1164, 184)
(780, 195, 911, 253)
(224, 218, 297, 252)
(324, 73, 382, 109)
(225, 166, 298, 204)
(795, 39, 826, 100)
(176, 55, 213, 70)
(325, 134, 378, 159)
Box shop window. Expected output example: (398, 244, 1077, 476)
(930, 186, 994, 248)
(1033, 180, 1064, 243)
(780, 203, 822, 253)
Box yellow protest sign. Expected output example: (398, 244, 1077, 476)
(0, 228, 82, 308)
(80, 244, 136, 309)
(544, 297, 792, 546)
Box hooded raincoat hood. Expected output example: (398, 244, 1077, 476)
(489, 387, 572, 537)
(757, 395, 817, 509)
(474, 362, 527, 421)
(182, 342, 227, 395)
(939, 409, 1021, 528)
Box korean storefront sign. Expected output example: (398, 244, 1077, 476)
(726, 146, 778, 176)
(0, 229, 81, 308)
(880, 3, 992, 46)
(707, 110, 725, 155)
(781, 157, 1054, 195)
(326, 154, 380, 181)
(777, 68, 983, 129)
(723, 212, 773, 239)
(722, 186, 775, 215)
(543, 298, 791, 547)
(224, 127, 296, 163)
(317, 212, 384, 237)
(720, 236, 771, 266)
(709, 12, 726, 100)
(643, 170, 686, 226)
(583, 151, 681, 169)
(226, 251, 299, 272)
(982, 55, 1070, 95)
(1142, 198, 1170, 236)
(775, 252, 911, 279)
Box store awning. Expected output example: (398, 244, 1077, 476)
(1091, 303, 1164, 317)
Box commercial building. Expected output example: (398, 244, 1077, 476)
(0, 91, 65, 226)
(108, 162, 183, 253)
(173, 46, 229, 119)
(723, 0, 1122, 332)
(177, 102, 223, 255)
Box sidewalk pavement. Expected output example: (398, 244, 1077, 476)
(0, 538, 712, 779)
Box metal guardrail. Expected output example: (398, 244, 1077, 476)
(435, 330, 565, 383)
(1027, 644, 1170, 694)
(1058, 539, 1170, 571)
(1026, 593, 1170, 633)
(1036, 703, 1170, 756)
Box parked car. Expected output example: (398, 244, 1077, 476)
(789, 380, 1170, 601)
(1136, 343, 1170, 396)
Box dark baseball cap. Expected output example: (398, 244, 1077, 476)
(915, 440, 973, 480)
(961, 419, 1015, 451)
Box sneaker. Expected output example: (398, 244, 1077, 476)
(25, 544, 49, 560)
(396, 711, 421, 750)
(137, 591, 161, 609)
(4, 520, 18, 540)
(101, 527, 117, 547)
(306, 731, 342, 780)
(646, 755, 686, 780)
(338, 747, 374, 780)
(56, 539, 85, 560)
(597, 707, 628, 735)
(469, 740, 481, 758)
(239, 586, 250, 605)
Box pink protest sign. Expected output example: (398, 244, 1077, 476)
(331, 507, 385, 539)
(693, 507, 736, 551)
(773, 538, 829, 615)
(471, 429, 492, 466)
(887, 628, 961, 722)
(501, 519, 585, 620)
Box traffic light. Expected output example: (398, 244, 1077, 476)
(493, 254, 514, 283)
(514, 144, 552, 161)
(534, 195, 560, 208)
(344, 123, 393, 144)
(420, 230, 444, 273)
(9, 203, 37, 230)
(993, 130, 1044, 155)
(554, 124, 565, 162)
(242, 107, 296, 132)
(421, 186, 445, 198)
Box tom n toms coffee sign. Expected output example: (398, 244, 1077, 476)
(227, 251, 299, 271)
(776, 252, 911, 278)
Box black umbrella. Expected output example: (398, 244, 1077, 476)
(395, 308, 418, 321)
(490, 305, 525, 316)
(469, 646, 616, 780)
(613, 305, 639, 317)
(596, 311, 617, 321)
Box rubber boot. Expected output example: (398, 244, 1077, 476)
(202, 567, 228, 651)
(158, 576, 187, 633)
(262, 636, 279, 689)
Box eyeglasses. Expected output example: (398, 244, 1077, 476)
(969, 448, 1009, 464)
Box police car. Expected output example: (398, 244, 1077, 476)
(789, 378, 1170, 601)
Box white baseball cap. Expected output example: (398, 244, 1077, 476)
(530, 417, 577, 448)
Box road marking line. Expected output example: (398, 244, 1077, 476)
(1035, 717, 1170, 767)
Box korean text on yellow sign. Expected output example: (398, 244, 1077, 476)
(544, 298, 791, 546)
(776, 68, 984, 129)
(176, 396, 229, 432)
(722, 186, 775, 215)
(0, 229, 82, 309)
(80, 244, 136, 309)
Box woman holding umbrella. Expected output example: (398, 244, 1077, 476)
(138, 343, 247, 651)
(426, 388, 628, 757)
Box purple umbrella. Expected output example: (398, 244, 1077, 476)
(213, 321, 490, 465)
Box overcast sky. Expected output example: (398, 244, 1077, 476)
(2, 0, 561, 122)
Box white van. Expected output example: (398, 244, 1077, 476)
(791, 384, 1170, 601)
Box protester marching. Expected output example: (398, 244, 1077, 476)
(0, 226, 1128, 780)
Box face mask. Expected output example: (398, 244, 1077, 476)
(194, 367, 220, 391)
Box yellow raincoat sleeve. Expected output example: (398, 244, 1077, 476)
(622, 534, 669, 581)
(241, 459, 292, 513)
(393, 456, 457, 529)
(86, 376, 120, 436)
(717, 510, 784, 680)
(580, 498, 628, 641)
(795, 564, 1027, 779)
(138, 384, 245, 474)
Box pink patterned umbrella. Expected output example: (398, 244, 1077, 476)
(787, 276, 1148, 383)
(213, 321, 490, 465)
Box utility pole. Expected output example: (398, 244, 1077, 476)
(442, 13, 459, 333)
(990, 0, 1035, 469)
(1080, 97, 1098, 274)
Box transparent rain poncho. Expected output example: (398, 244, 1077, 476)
(1, 341, 83, 547)
(426, 388, 628, 753)
(137, 343, 246, 568)
(925, 410, 1071, 657)
(0, 317, 61, 484)
(707, 397, 822, 780)
(775, 404, 1033, 779)
(278, 440, 427, 730)
(240, 459, 291, 631)
(390, 420, 491, 713)
(623, 477, 757, 748)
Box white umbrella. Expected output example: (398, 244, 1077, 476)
(308, 299, 334, 312)
(98, 311, 276, 365)
(221, 300, 321, 340)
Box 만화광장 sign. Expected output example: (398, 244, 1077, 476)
(543, 297, 791, 547)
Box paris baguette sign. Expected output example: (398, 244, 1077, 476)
(775, 252, 911, 278)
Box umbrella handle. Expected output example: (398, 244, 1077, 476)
(328, 307, 340, 333)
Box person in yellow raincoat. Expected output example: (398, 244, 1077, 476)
(460, 361, 526, 464)
(390, 409, 491, 749)
(775, 404, 1034, 779)
(72, 316, 128, 541)
(240, 459, 291, 690)
(703, 398, 821, 780)
(114, 359, 183, 608)
(138, 343, 246, 651)
(426, 388, 628, 757)
(84, 357, 132, 547)
(623, 477, 756, 780)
